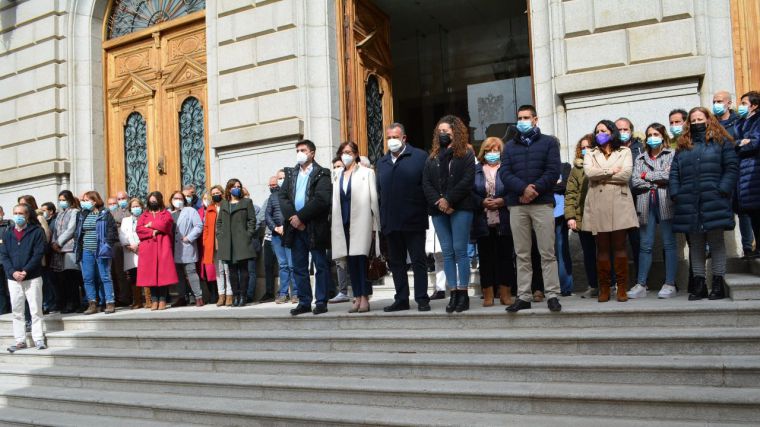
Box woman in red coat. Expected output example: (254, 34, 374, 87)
(136, 191, 178, 310)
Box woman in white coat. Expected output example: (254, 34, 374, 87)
(119, 198, 149, 309)
(331, 141, 380, 313)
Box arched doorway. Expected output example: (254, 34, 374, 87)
(103, 0, 209, 198)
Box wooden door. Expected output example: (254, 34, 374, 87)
(337, 0, 394, 163)
(731, 0, 760, 97)
(104, 11, 208, 199)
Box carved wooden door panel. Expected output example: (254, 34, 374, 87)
(104, 13, 207, 199)
(337, 0, 394, 162)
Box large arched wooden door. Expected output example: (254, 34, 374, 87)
(104, 0, 208, 199)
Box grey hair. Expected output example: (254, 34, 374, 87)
(387, 122, 406, 135)
(182, 184, 196, 191)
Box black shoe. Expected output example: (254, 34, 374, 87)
(445, 291, 459, 313)
(417, 301, 431, 312)
(560, 291, 573, 297)
(239, 296, 247, 307)
(708, 276, 726, 300)
(258, 294, 275, 303)
(454, 291, 469, 313)
(429, 291, 445, 300)
(62, 306, 75, 314)
(687, 274, 695, 295)
(383, 300, 410, 312)
(506, 299, 531, 313)
(547, 297, 562, 312)
(173, 298, 188, 308)
(689, 276, 708, 301)
(312, 304, 328, 315)
(290, 304, 311, 316)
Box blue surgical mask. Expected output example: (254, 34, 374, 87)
(581, 149, 588, 157)
(58, 201, 69, 210)
(108, 204, 118, 212)
(712, 102, 726, 116)
(118, 200, 128, 209)
(646, 136, 663, 148)
(670, 125, 683, 136)
(484, 152, 500, 164)
(185, 196, 193, 205)
(131, 207, 143, 216)
(516, 120, 533, 134)
(738, 105, 750, 118)
(81, 201, 93, 211)
(12, 215, 26, 227)
(619, 132, 631, 142)
(230, 188, 242, 198)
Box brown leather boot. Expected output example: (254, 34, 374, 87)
(482, 287, 494, 307)
(150, 301, 158, 311)
(104, 303, 115, 314)
(216, 295, 226, 306)
(158, 301, 167, 310)
(597, 259, 612, 303)
(225, 295, 233, 306)
(131, 286, 142, 309)
(83, 301, 98, 315)
(614, 256, 629, 302)
(499, 286, 512, 305)
(143, 288, 152, 309)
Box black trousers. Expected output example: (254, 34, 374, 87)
(477, 227, 516, 289)
(386, 230, 429, 303)
(263, 239, 276, 296)
(227, 260, 249, 297)
(55, 269, 83, 310)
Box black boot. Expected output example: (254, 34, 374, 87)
(689, 276, 707, 300)
(708, 276, 726, 300)
(454, 290, 469, 313)
(233, 295, 240, 307)
(446, 290, 459, 313)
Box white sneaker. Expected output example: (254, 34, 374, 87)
(627, 284, 648, 299)
(658, 284, 677, 299)
(328, 292, 350, 304)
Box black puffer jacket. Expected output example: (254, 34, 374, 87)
(422, 149, 476, 215)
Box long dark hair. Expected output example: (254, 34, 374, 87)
(58, 190, 80, 209)
(677, 106, 733, 151)
(430, 115, 469, 159)
(643, 122, 672, 152)
(147, 191, 165, 211)
(592, 120, 622, 150)
(224, 178, 242, 201)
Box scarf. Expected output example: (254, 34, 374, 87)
(519, 126, 541, 146)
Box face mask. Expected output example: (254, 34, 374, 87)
(185, 196, 193, 205)
(118, 200, 128, 209)
(42, 212, 50, 220)
(296, 151, 309, 165)
(670, 125, 683, 136)
(581, 148, 588, 157)
(172, 200, 184, 209)
(341, 154, 354, 167)
(595, 133, 611, 145)
(646, 137, 663, 148)
(277, 178, 284, 187)
(12, 215, 26, 227)
(690, 123, 707, 133)
(230, 188, 242, 198)
(484, 152, 500, 164)
(387, 138, 403, 153)
(81, 201, 93, 211)
(212, 194, 223, 203)
(619, 132, 631, 142)
(438, 133, 452, 147)
(108, 205, 118, 212)
(148, 202, 160, 211)
(516, 120, 533, 134)
(712, 103, 726, 116)
(58, 201, 69, 210)
(131, 207, 143, 216)
(738, 105, 750, 118)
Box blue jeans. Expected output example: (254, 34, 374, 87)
(81, 249, 115, 304)
(432, 210, 474, 290)
(291, 230, 331, 306)
(638, 208, 677, 286)
(246, 258, 258, 300)
(272, 235, 295, 297)
(555, 217, 573, 294)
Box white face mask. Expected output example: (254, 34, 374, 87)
(341, 154, 354, 167)
(172, 200, 184, 209)
(387, 138, 403, 153)
(296, 151, 309, 165)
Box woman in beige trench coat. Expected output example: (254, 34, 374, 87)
(582, 119, 639, 303)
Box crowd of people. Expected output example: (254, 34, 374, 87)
(2, 89, 759, 352)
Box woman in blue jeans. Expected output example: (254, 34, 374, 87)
(629, 123, 678, 299)
(422, 115, 476, 313)
(75, 191, 119, 314)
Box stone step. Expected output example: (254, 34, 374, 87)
(5, 295, 759, 332)
(1, 385, 728, 427)
(24, 327, 760, 355)
(726, 273, 760, 300)
(0, 370, 758, 424)
(0, 406, 195, 427)
(1, 348, 759, 387)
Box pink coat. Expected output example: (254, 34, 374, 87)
(136, 210, 178, 287)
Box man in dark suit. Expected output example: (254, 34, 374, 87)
(376, 123, 431, 312)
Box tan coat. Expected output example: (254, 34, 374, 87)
(331, 165, 380, 258)
(581, 146, 639, 234)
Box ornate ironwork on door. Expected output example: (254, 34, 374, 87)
(365, 75, 384, 164)
(124, 112, 149, 200)
(179, 97, 206, 194)
(108, 0, 206, 39)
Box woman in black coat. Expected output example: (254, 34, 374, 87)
(422, 115, 475, 313)
(216, 178, 257, 306)
(669, 106, 738, 301)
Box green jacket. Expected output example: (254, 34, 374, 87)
(564, 158, 589, 231)
(216, 198, 257, 263)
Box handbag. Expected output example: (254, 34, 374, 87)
(366, 230, 387, 281)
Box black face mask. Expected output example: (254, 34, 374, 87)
(438, 133, 452, 147)
(211, 194, 223, 203)
(148, 202, 160, 211)
(270, 187, 278, 194)
(690, 123, 707, 133)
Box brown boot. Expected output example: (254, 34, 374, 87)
(150, 301, 158, 311)
(225, 295, 233, 306)
(597, 259, 612, 303)
(216, 295, 226, 306)
(131, 286, 142, 309)
(482, 287, 494, 307)
(143, 288, 152, 309)
(614, 256, 629, 302)
(499, 286, 512, 305)
(83, 301, 98, 315)
(158, 301, 167, 310)
(104, 303, 115, 314)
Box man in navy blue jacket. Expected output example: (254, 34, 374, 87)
(500, 105, 562, 313)
(377, 123, 431, 312)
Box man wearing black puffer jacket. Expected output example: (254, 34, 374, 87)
(501, 104, 562, 313)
